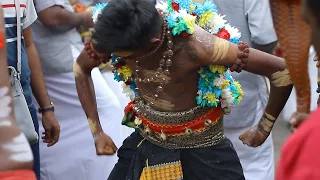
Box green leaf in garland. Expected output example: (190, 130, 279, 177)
(171, 17, 189, 36)
(167, 0, 174, 12)
(121, 111, 138, 128)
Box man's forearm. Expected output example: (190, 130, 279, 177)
(74, 53, 103, 137)
(212, 38, 292, 127)
(263, 83, 292, 118)
(39, 6, 87, 33)
(230, 44, 292, 117)
(26, 43, 51, 108)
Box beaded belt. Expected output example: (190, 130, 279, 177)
(133, 102, 225, 149)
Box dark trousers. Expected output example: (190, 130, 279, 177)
(108, 131, 245, 180)
(26, 95, 40, 180)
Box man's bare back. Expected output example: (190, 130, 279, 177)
(74, 0, 292, 153)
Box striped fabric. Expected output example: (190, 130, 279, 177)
(2, 0, 37, 98)
(2, 0, 26, 43)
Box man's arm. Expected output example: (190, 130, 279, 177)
(37, 5, 93, 33)
(192, 27, 292, 146)
(24, 28, 60, 147)
(74, 49, 117, 155)
(74, 50, 101, 136)
(217, 37, 292, 133)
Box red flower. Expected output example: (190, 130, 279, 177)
(172, 1, 179, 11)
(115, 64, 123, 69)
(217, 28, 231, 40)
(125, 101, 135, 114)
(191, 12, 198, 19)
(125, 81, 131, 86)
(181, 32, 191, 37)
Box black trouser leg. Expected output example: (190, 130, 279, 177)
(180, 138, 245, 180)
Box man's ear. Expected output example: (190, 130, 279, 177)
(150, 37, 161, 45)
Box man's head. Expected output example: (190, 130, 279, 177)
(302, 0, 320, 54)
(92, 0, 162, 57)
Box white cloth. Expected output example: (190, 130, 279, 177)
(36, 46, 123, 180)
(210, 0, 275, 179)
(224, 100, 274, 180)
(281, 47, 318, 121)
(101, 70, 134, 140)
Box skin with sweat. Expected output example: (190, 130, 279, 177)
(75, 20, 292, 151)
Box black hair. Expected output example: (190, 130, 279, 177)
(307, 0, 320, 24)
(92, 0, 162, 53)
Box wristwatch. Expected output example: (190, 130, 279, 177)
(38, 102, 55, 113)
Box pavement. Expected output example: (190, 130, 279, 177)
(272, 117, 291, 167)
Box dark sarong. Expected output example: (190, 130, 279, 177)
(108, 131, 245, 180)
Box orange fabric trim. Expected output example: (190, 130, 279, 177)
(0, 170, 36, 180)
(0, 31, 4, 48)
(140, 107, 222, 135)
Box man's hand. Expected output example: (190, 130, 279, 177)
(289, 112, 309, 132)
(82, 11, 94, 28)
(94, 133, 117, 155)
(41, 111, 60, 147)
(38, 6, 94, 33)
(239, 125, 269, 147)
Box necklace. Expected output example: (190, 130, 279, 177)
(123, 11, 174, 106)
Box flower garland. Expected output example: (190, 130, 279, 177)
(156, 0, 243, 108)
(92, 0, 244, 122)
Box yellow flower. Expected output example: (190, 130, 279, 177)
(209, 65, 226, 74)
(118, 65, 132, 79)
(234, 81, 243, 102)
(221, 79, 230, 89)
(198, 10, 214, 27)
(198, 68, 207, 78)
(189, 5, 195, 12)
(204, 92, 219, 105)
(183, 14, 196, 34)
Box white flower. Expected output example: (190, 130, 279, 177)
(213, 76, 224, 87)
(121, 83, 135, 101)
(92, 3, 108, 23)
(156, 1, 169, 13)
(178, 9, 189, 16)
(92, 10, 101, 23)
(226, 69, 232, 75)
(197, 90, 203, 96)
(0, 87, 11, 118)
(207, 13, 227, 34)
(224, 24, 241, 39)
(221, 88, 234, 107)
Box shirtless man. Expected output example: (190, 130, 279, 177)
(74, 0, 292, 179)
(0, 7, 36, 179)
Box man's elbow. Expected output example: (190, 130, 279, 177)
(73, 61, 86, 78)
(38, 6, 66, 28)
(42, 19, 61, 28)
(73, 54, 93, 78)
